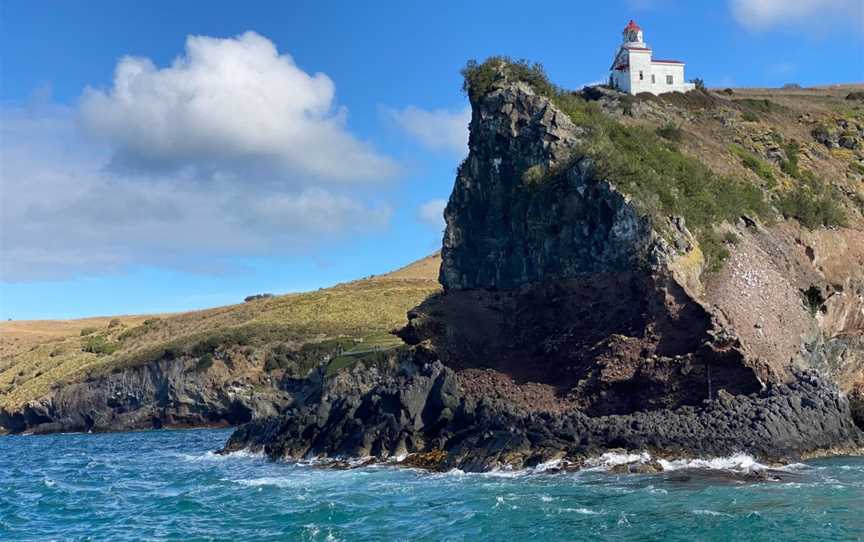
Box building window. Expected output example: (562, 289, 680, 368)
(651, 74, 656, 84)
(666, 75, 673, 84)
(639, 71, 644, 81)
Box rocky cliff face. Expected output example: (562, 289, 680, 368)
(0, 351, 295, 434)
(401, 80, 770, 415)
(223, 71, 864, 469)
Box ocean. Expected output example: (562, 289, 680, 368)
(1, 428, 862, 541)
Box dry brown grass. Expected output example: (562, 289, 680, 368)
(0, 254, 441, 411)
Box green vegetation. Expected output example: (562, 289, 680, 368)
(118, 318, 162, 342)
(79, 327, 98, 337)
(461, 57, 774, 272)
(461, 57, 555, 103)
(729, 144, 776, 186)
(735, 98, 786, 122)
(81, 335, 119, 355)
(0, 256, 441, 411)
(656, 123, 684, 142)
(777, 185, 846, 229)
(775, 143, 846, 229)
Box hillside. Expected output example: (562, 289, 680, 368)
(0, 253, 441, 432)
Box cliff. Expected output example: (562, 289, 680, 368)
(0, 257, 440, 433)
(225, 61, 864, 469)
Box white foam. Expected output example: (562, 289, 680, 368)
(560, 507, 603, 515)
(234, 477, 296, 489)
(584, 451, 652, 470)
(691, 509, 732, 517)
(657, 453, 768, 472)
(179, 449, 264, 462)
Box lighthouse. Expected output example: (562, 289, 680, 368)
(609, 20, 695, 95)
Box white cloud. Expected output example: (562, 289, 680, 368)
(729, 0, 863, 31)
(0, 34, 398, 282)
(386, 106, 470, 156)
(80, 31, 397, 182)
(417, 199, 447, 230)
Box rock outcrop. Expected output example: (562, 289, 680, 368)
(0, 353, 295, 434)
(222, 353, 862, 470)
(223, 73, 864, 469)
(399, 80, 767, 415)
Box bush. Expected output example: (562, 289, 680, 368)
(82, 335, 119, 355)
(118, 318, 161, 342)
(729, 144, 776, 185)
(656, 123, 684, 142)
(244, 293, 274, 302)
(461, 57, 555, 103)
(741, 111, 760, 122)
(735, 98, 784, 114)
(777, 189, 846, 229)
(691, 78, 706, 91)
(846, 91, 864, 101)
(780, 142, 801, 178)
(108, 318, 122, 329)
(80, 327, 98, 337)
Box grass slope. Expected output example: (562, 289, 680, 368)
(0, 253, 441, 411)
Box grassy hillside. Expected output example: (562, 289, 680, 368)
(463, 58, 864, 271)
(0, 253, 441, 411)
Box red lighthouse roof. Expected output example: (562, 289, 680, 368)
(623, 19, 641, 32)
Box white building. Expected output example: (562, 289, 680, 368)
(609, 20, 695, 95)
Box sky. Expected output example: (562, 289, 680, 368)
(0, 0, 862, 320)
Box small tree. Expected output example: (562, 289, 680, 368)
(691, 78, 706, 91)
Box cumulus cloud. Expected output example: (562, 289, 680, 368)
(729, 0, 863, 31)
(386, 106, 470, 156)
(0, 33, 397, 282)
(417, 199, 447, 230)
(80, 31, 397, 182)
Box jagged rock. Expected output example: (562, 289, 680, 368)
(222, 354, 863, 471)
(223, 78, 864, 470)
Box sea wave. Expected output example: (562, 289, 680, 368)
(178, 449, 265, 462)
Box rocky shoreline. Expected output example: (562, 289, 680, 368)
(221, 354, 863, 472)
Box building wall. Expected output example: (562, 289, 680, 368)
(612, 50, 695, 95)
(626, 50, 655, 94)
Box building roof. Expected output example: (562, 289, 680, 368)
(623, 20, 641, 32)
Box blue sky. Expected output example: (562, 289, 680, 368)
(1, 0, 862, 320)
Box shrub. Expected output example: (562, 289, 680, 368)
(735, 98, 784, 114)
(776, 189, 846, 229)
(521, 164, 547, 186)
(80, 327, 98, 337)
(461, 57, 555, 103)
(244, 293, 274, 303)
(741, 111, 760, 122)
(108, 318, 122, 329)
(82, 335, 119, 355)
(729, 144, 776, 185)
(722, 231, 740, 245)
(656, 123, 684, 142)
(846, 91, 864, 101)
(691, 78, 706, 91)
(119, 318, 161, 342)
(780, 142, 801, 178)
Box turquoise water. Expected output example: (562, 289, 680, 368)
(1, 429, 862, 541)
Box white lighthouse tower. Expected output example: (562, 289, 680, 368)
(609, 20, 695, 95)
